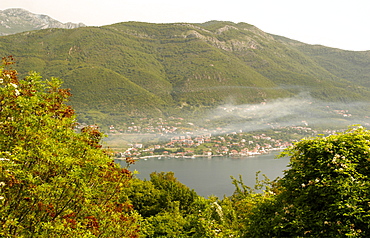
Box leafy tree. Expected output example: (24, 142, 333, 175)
(149, 172, 198, 214)
(124, 173, 195, 237)
(140, 202, 189, 237)
(0, 57, 140, 237)
(126, 171, 242, 237)
(247, 126, 370, 237)
(187, 195, 241, 238)
(124, 178, 164, 218)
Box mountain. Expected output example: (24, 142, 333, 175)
(0, 20, 370, 127)
(0, 8, 85, 36)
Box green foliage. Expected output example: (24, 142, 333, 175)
(140, 203, 189, 237)
(125, 172, 198, 218)
(0, 58, 140, 237)
(149, 172, 198, 213)
(187, 196, 238, 237)
(124, 172, 248, 237)
(248, 126, 370, 237)
(124, 172, 197, 236)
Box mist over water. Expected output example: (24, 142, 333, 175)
(200, 92, 370, 134)
(107, 93, 370, 148)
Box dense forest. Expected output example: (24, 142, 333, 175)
(1, 58, 370, 237)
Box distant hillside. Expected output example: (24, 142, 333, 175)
(0, 8, 85, 36)
(0, 20, 370, 127)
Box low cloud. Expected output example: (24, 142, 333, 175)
(201, 92, 370, 134)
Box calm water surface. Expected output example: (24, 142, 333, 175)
(116, 152, 290, 198)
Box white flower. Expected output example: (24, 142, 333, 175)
(0, 182, 5, 186)
(10, 83, 17, 88)
(14, 89, 20, 96)
(0, 78, 3, 83)
(0, 196, 4, 200)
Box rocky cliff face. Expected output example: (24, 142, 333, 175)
(0, 8, 85, 36)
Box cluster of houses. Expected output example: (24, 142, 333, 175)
(333, 110, 352, 117)
(117, 132, 294, 159)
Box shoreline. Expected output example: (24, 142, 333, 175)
(115, 148, 286, 160)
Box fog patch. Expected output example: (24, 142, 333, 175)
(201, 92, 370, 134)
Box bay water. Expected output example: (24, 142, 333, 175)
(116, 152, 290, 198)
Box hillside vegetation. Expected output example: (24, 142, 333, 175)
(1, 21, 370, 126)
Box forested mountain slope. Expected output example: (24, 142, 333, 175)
(1, 20, 369, 126)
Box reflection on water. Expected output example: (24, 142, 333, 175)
(115, 152, 290, 198)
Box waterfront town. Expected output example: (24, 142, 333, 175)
(106, 117, 344, 159)
(117, 132, 294, 158)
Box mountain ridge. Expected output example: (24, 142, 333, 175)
(0, 8, 85, 36)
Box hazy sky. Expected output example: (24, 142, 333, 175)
(1, 0, 370, 51)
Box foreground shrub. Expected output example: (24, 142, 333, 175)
(247, 126, 370, 237)
(0, 57, 140, 237)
